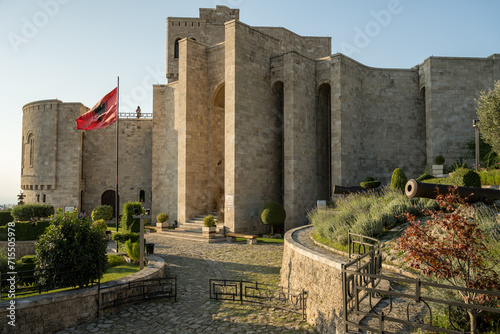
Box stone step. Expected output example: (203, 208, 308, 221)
(157, 229, 226, 243)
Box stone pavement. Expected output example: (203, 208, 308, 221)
(57, 234, 316, 334)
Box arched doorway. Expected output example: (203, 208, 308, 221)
(317, 83, 331, 200)
(101, 190, 120, 218)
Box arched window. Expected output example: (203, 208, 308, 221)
(36, 194, 40, 202)
(27, 133, 34, 167)
(174, 38, 181, 59)
(139, 190, 145, 203)
(42, 194, 46, 203)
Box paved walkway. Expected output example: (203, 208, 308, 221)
(57, 234, 317, 334)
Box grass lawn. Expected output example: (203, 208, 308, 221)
(235, 237, 284, 244)
(2, 263, 140, 300)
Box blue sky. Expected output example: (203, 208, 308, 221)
(0, 0, 499, 204)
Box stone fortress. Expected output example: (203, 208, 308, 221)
(21, 6, 499, 233)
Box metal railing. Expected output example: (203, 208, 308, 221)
(98, 276, 177, 315)
(0, 266, 101, 299)
(341, 232, 500, 334)
(118, 112, 152, 119)
(209, 279, 307, 320)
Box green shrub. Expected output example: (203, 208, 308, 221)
(0, 249, 8, 273)
(35, 209, 108, 289)
(364, 176, 375, 182)
(157, 213, 169, 223)
(434, 155, 445, 165)
(416, 173, 434, 182)
(423, 168, 481, 187)
(0, 211, 13, 226)
(11, 204, 54, 222)
(112, 232, 140, 244)
(16, 255, 37, 284)
(125, 240, 141, 261)
(108, 254, 126, 267)
(450, 167, 481, 187)
(0, 220, 51, 241)
(91, 205, 113, 221)
(479, 169, 500, 185)
(390, 168, 408, 191)
(121, 202, 143, 232)
(360, 180, 381, 189)
(92, 219, 107, 234)
(203, 215, 216, 227)
(259, 202, 286, 234)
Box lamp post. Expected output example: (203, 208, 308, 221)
(473, 119, 480, 170)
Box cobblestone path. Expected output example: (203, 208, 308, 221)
(57, 235, 316, 334)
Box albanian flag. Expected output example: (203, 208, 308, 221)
(76, 87, 117, 130)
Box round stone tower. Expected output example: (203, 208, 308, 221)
(21, 99, 87, 210)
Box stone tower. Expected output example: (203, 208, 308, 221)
(21, 100, 86, 209)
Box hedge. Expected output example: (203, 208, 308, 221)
(0, 220, 51, 241)
(11, 204, 54, 222)
(422, 168, 481, 188)
(120, 202, 143, 232)
(0, 211, 13, 226)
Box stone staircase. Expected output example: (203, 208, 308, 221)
(157, 213, 226, 243)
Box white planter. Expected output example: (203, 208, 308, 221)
(202, 226, 216, 239)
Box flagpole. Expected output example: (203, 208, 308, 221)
(115, 76, 120, 232)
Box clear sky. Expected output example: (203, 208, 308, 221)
(0, 0, 499, 205)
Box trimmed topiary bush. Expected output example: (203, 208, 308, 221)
(92, 219, 107, 234)
(434, 155, 445, 165)
(416, 173, 434, 182)
(121, 202, 143, 233)
(35, 209, 108, 288)
(157, 213, 169, 224)
(360, 176, 381, 189)
(0, 211, 13, 226)
(390, 168, 408, 192)
(11, 204, 54, 222)
(422, 168, 482, 188)
(259, 202, 286, 234)
(450, 167, 481, 187)
(91, 205, 113, 221)
(203, 215, 216, 227)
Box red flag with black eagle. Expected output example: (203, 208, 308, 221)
(76, 87, 117, 130)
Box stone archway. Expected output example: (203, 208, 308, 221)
(209, 83, 225, 218)
(317, 83, 331, 200)
(101, 190, 120, 218)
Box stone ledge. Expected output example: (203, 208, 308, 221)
(0, 255, 165, 334)
(285, 225, 346, 270)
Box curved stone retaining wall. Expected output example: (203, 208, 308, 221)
(280, 225, 347, 334)
(0, 255, 165, 334)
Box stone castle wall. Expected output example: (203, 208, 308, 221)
(166, 6, 238, 81)
(152, 84, 178, 224)
(420, 55, 500, 169)
(330, 55, 426, 186)
(82, 119, 152, 215)
(226, 20, 284, 233)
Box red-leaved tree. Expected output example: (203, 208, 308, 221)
(397, 187, 500, 332)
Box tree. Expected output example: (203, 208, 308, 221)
(259, 202, 286, 234)
(476, 80, 500, 156)
(397, 188, 500, 332)
(35, 209, 108, 288)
